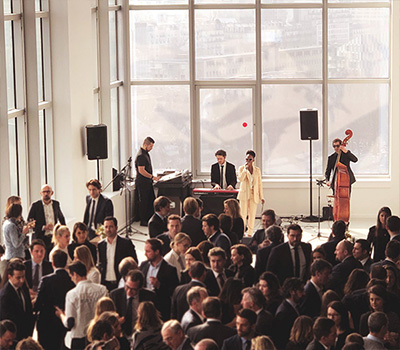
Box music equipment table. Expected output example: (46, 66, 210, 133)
(192, 188, 238, 216)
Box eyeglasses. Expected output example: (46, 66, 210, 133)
(245, 158, 253, 161)
(333, 145, 340, 148)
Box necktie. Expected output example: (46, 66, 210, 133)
(179, 255, 185, 270)
(220, 165, 224, 188)
(294, 246, 300, 278)
(17, 288, 25, 312)
(32, 264, 40, 292)
(245, 340, 251, 350)
(218, 273, 225, 289)
(124, 297, 133, 336)
(89, 199, 96, 229)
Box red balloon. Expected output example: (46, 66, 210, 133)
(242, 122, 248, 127)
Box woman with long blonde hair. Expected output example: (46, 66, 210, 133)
(224, 198, 244, 241)
(74, 245, 101, 284)
(164, 233, 191, 281)
(49, 224, 72, 264)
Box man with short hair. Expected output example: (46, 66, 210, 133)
(35, 249, 75, 350)
(98, 216, 138, 291)
(250, 209, 277, 252)
(275, 278, 305, 349)
(321, 220, 347, 266)
(83, 179, 114, 239)
(24, 239, 53, 292)
(202, 214, 231, 258)
(148, 196, 171, 238)
(187, 297, 236, 348)
(241, 287, 273, 336)
(211, 149, 237, 190)
(110, 269, 156, 338)
(327, 239, 362, 296)
(387, 215, 400, 241)
(140, 238, 179, 320)
(181, 197, 206, 246)
(204, 247, 234, 296)
(194, 339, 219, 350)
(0, 320, 16, 350)
(267, 224, 312, 285)
(0, 259, 34, 341)
(27, 184, 66, 251)
(181, 286, 208, 332)
(134, 136, 161, 226)
(306, 317, 336, 350)
(300, 259, 332, 319)
(162, 320, 193, 350)
(55, 261, 107, 350)
(353, 239, 373, 273)
(157, 214, 182, 256)
(363, 312, 389, 350)
(221, 308, 257, 350)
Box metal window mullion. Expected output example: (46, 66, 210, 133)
(322, 0, 328, 165)
(7, 108, 25, 118)
(255, 0, 262, 168)
(189, 0, 197, 176)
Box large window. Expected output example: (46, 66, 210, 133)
(128, 0, 391, 177)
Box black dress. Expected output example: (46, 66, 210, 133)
(367, 225, 390, 262)
(67, 240, 97, 264)
(232, 217, 245, 241)
(229, 264, 256, 287)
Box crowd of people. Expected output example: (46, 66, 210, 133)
(1, 179, 400, 350)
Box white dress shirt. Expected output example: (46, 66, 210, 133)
(105, 237, 117, 282)
(42, 201, 55, 235)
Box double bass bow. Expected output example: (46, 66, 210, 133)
(333, 129, 353, 223)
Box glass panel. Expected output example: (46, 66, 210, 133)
(130, 0, 187, 4)
(328, 84, 389, 175)
(8, 118, 18, 195)
(130, 10, 189, 81)
(199, 88, 253, 172)
(111, 88, 120, 170)
(38, 110, 47, 184)
(261, 9, 322, 79)
(4, 21, 15, 110)
(109, 0, 117, 5)
(109, 11, 118, 82)
(195, 10, 256, 80)
(196, 0, 254, 3)
(262, 84, 322, 175)
(329, 0, 388, 3)
(328, 8, 389, 79)
(35, 0, 41, 11)
(131, 85, 190, 172)
(262, 0, 321, 3)
(36, 18, 44, 102)
(4, 0, 12, 14)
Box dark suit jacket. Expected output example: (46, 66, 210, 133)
(34, 268, 75, 348)
(67, 240, 97, 265)
(211, 162, 237, 189)
(267, 242, 312, 285)
(83, 194, 114, 237)
(0, 281, 34, 340)
(140, 259, 179, 321)
(204, 268, 235, 296)
(181, 308, 204, 333)
(255, 242, 280, 278)
(157, 232, 173, 256)
(98, 235, 138, 283)
(327, 255, 362, 296)
(249, 229, 266, 253)
(256, 309, 274, 336)
(181, 215, 207, 246)
(362, 257, 373, 273)
(325, 151, 358, 189)
(321, 237, 342, 266)
(181, 337, 194, 350)
(188, 320, 236, 348)
(274, 300, 300, 349)
(300, 280, 321, 319)
(171, 280, 206, 321)
(148, 213, 167, 238)
(27, 199, 66, 241)
(209, 231, 232, 258)
(222, 335, 244, 350)
(305, 339, 326, 350)
(24, 259, 53, 289)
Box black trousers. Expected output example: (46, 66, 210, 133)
(134, 181, 155, 225)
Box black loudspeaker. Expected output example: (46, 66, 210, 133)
(86, 124, 108, 160)
(300, 109, 319, 140)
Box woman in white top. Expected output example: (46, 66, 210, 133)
(164, 232, 191, 281)
(49, 224, 72, 265)
(74, 245, 101, 284)
(238, 150, 265, 236)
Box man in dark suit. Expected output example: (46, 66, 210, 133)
(0, 259, 34, 341)
(202, 214, 231, 259)
(255, 224, 283, 278)
(171, 262, 207, 321)
(148, 196, 171, 238)
(306, 317, 336, 350)
(181, 286, 208, 333)
(24, 239, 53, 292)
(353, 239, 373, 273)
(157, 214, 181, 256)
(320, 220, 346, 267)
(187, 297, 236, 348)
(266, 224, 312, 285)
(204, 247, 234, 296)
(300, 259, 332, 319)
(387, 215, 400, 241)
(83, 179, 114, 239)
(249, 209, 277, 253)
(325, 137, 358, 194)
(241, 287, 273, 337)
(327, 239, 362, 296)
(274, 278, 305, 349)
(110, 269, 156, 338)
(34, 250, 75, 350)
(181, 197, 206, 246)
(162, 320, 194, 350)
(210, 149, 237, 190)
(27, 184, 66, 252)
(140, 238, 179, 320)
(222, 308, 257, 350)
(98, 216, 138, 291)
(0, 320, 17, 350)
(363, 312, 389, 350)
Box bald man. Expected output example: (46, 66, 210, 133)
(27, 184, 66, 253)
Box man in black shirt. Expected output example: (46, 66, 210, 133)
(134, 137, 160, 226)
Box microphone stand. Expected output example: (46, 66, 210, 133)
(309, 179, 330, 242)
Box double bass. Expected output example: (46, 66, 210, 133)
(333, 129, 353, 223)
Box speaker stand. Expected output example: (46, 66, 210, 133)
(96, 159, 100, 180)
(302, 139, 319, 223)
